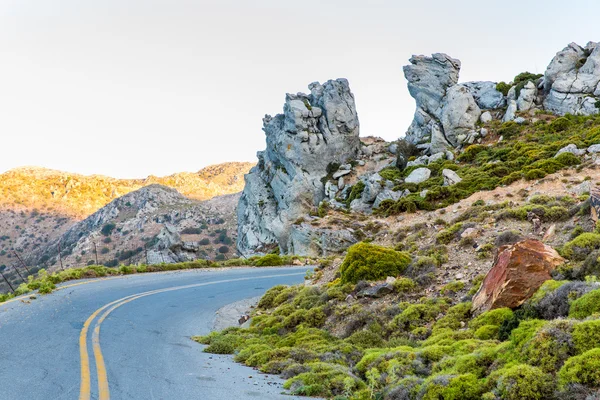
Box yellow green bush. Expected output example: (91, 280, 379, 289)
(339, 242, 411, 284)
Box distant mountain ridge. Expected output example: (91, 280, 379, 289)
(0, 162, 253, 283)
(0, 162, 254, 218)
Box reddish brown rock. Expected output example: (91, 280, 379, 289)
(472, 239, 565, 314)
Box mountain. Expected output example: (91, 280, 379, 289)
(0, 162, 253, 277)
(0, 162, 253, 218)
(22, 185, 240, 271)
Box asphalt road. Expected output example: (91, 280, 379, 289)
(0, 267, 309, 400)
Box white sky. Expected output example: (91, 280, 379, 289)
(1, 0, 598, 178)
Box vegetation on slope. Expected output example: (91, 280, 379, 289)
(197, 187, 600, 399)
(376, 114, 599, 216)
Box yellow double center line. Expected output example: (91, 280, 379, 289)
(78, 272, 305, 400)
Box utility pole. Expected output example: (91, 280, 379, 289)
(11, 265, 25, 283)
(57, 240, 64, 270)
(93, 241, 99, 265)
(13, 251, 30, 278)
(0, 269, 15, 293)
(144, 244, 149, 265)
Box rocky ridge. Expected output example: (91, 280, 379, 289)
(236, 41, 600, 258)
(404, 41, 600, 153)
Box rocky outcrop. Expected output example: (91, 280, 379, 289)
(403, 41, 600, 152)
(543, 42, 600, 116)
(237, 79, 361, 256)
(403, 53, 484, 153)
(472, 239, 565, 314)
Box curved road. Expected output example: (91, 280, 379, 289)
(0, 267, 308, 400)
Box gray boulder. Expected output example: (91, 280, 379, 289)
(403, 53, 482, 152)
(480, 111, 493, 124)
(405, 168, 431, 184)
(373, 189, 404, 208)
(555, 144, 586, 157)
(237, 79, 361, 256)
(442, 169, 462, 186)
(517, 81, 538, 111)
(503, 100, 518, 122)
(463, 81, 506, 109)
(588, 144, 600, 153)
(543, 42, 600, 116)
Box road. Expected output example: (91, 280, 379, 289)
(0, 267, 309, 400)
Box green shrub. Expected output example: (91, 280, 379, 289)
(572, 319, 600, 353)
(346, 181, 366, 207)
(379, 166, 403, 181)
(469, 308, 514, 331)
(339, 242, 411, 284)
(558, 348, 600, 389)
(562, 233, 600, 260)
(496, 82, 511, 97)
(569, 289, 600, 319)
(257, 285, 287, 309)
(474, 325, 499, 340)
(490, 364, 554, 400)
(346, 330, 385, 349)
(253, 254, 284, 267)
(550, 117, 571, 132)
(440, 281, 465, 295)
(393, 277, 417, 293)
(419, 373, 484, 400)
(436, 223, 463, 244)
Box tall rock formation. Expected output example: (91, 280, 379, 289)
(403, 54, 485, 153)
(237, 79, 361, 256)
(543, 41, 600, 116)
(403, 42, 600, 153)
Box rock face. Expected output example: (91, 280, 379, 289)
(543, 42, 600, 116)
(403, 53, 484, 153)
(472, 239, 565, 314)
(237, 79, 361, 256)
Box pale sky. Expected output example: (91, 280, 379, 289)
(1, 0, 598, 178)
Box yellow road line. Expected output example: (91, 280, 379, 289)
(80, 272, 305, 399)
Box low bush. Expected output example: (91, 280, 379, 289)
(558, 348, 600, 389)
(569, 289, 600, 319)
(562, 233, 600, 261)
(339, 242, 411, 284)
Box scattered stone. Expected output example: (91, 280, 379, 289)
(428, 152, 445, 164)
(405, 168, 431, 184)
(407, 155, 429, 167)
(516, 81, 537, 111)
(238, 315, 250, 325)
(460, 227, 478, 239)
(480, 111, 492, 123)
(385, 276, 397, 284)
(514, 117, 526, 124)
(472, 239, 565, 314)
(503, 100, 517, 122)
(442, 169, 462, 186)
(542, 224, 556, 242)
(588, 144, 600, 153)
(569, 180, 591, 196)
(333, 169, 352, 179)
(358, 283, 394, 298)
(555, 144, 586, 157)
